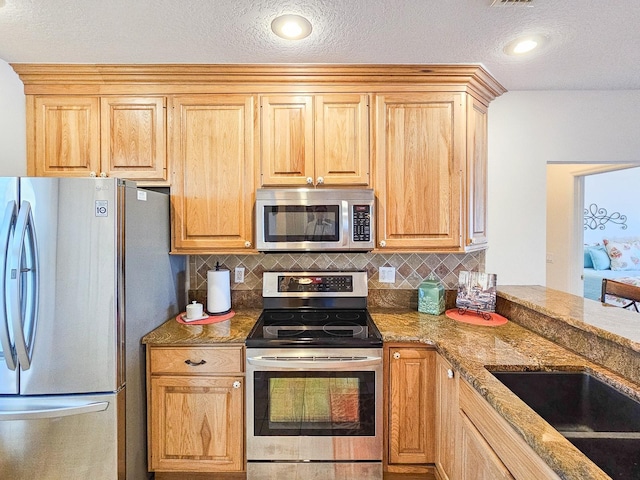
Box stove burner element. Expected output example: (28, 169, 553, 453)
(268, 312, 295, 321)
(323, 321, 365, 337)
(301, 312, 329, 322)
(336, 312, 361, 321)
(263, 322, 304, 338)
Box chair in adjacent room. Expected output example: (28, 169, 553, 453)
(601, 278, 640, 312)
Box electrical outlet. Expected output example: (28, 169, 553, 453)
(234, 267, 245, 283)
(379, 266, 396, 283)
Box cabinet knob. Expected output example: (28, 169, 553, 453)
(233, 380, 241, 389)
(316, 176, 324, 185)
(244, 241, 252, 248)
(393, 352, 401, 360)
(100, 172, 107, 178)
(379, 240, 386, 248)
(89, 171, 97, 178)
(447, 369, 455, 379)
(306, 177, 313, 184)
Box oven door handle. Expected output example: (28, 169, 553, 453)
(246, 355, 381, 370)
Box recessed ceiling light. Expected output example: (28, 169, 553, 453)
(504, 34, 547, 55)
(271, 14, 312, 40)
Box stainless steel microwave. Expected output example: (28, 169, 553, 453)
(256, 188, 375, 252)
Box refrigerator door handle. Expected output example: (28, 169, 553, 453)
(7, 201, 39, 371)
(0, 400, 109, 421)
(0, 200, 18, 371)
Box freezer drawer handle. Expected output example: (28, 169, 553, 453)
(0, 401, 109, 421)
(185, 359, 207, 366)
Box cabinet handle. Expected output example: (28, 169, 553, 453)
(184, 359, 207, 366)
(447, 369, 454, 379)
(233, 380, 241, 389)
(244, 241, 252, 248)
(306, 177, 313, 185)
(392, 352, 401, 360)
(379, 240, 386, 248)
(316, 176, 324, 185)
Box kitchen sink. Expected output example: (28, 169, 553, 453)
(489, 370, 640, 479)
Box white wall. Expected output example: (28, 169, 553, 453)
(487, 91, 640, 287)
(584, 167, 640, 243)
(0, 59, 26, 175)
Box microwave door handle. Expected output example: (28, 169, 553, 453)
(342, 200, 349, 248)
(8, 201, 39, 371)
(0, 201, 18, 371)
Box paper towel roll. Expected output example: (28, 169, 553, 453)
(207, 269, 231, 314)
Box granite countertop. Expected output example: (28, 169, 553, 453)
(142, 287, 640, 480)
(141, 308, 261, 345)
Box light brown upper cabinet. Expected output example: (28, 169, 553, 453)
(101, 96, 167, 183)
(260, 94, 370, 187)
(15, 64, 505, 255)
(28, 95, 168, 185)
(375, 92, 465, 251)
(466, 97, 489, 250)
(169, 94, 257, 253)
(374, 92, 490, 252)
(31, 96, 101, 177)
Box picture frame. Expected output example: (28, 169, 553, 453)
(455, 271, 497, 313)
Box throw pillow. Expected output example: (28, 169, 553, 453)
(584, 247, 594, 268)
(588, 245, 611, 271)
(603, 239, 640, 271)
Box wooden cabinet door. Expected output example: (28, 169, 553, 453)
(31, 96, 100, 177)
(460, 411, 515, 480)
(387, 346, 436, 465)
(314, 94, 370, 186)
(101, 96, 167, 183)
(170, 95, 257, 252)
(260, 95, 314, 186)
(435, 354, 459, 480)
(465, 97, 488, 250)
(374, 93, 465, 251)
(149, 375, 244, 472)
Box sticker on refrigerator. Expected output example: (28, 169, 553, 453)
(95, 200, 108, 217)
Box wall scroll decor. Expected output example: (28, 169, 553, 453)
(583, 203, 627, 231)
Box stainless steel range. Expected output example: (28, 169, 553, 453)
(245, 271, 383, 480)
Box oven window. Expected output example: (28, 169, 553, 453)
(263, 205, 340, 243)
(253, 371, 376, 436)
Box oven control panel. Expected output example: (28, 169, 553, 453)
(278, 275, 353, 293)
(262, 271, 368, 298)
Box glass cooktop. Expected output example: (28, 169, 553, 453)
(245, 309, 383, 348)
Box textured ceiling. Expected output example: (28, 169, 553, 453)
(0, 0, 638, 91)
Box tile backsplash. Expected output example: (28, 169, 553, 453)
(189, 251, 486, 292)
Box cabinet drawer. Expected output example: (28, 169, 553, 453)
(149, 346, 244, 375)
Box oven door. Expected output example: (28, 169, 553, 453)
(246, 347, 383, 462)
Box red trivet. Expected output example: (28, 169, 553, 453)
(176, 310, 235, 325)
(445, 309, 508, 327)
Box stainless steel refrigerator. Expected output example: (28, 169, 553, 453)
(0, 177, 185, 479)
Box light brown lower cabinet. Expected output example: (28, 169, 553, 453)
(459, 411, 514, 479)
(147, 346, 245, 474)
(435, 353, 458, 479)
(385, 345, 436, 473)
(458, 378, 561, 480)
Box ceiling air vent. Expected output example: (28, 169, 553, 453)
(490, 0, 533, 6)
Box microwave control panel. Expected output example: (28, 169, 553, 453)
(352, 205, 371, 242)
